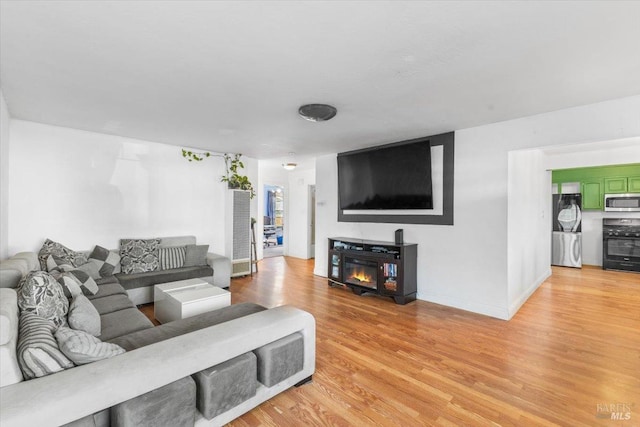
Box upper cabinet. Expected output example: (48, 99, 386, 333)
(629, 176, 640, 193)
(552, 164, 640, 210)
(604, 177, 628, 193)
(582, 180, 603, 209)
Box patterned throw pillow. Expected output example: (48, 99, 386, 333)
(17, 312, 74, 379)
(159, 246, 186, 270)
(120, 239, 161, 274)
(55, 327, 125, 365)
(38, 239, 88, 271)
(88, 245, 120, 277)
(55, 264, 100, 296)
(17, 271, 69, 327)
(67, 295, 101, 337)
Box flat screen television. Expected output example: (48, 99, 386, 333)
(338, 138, 433, 210)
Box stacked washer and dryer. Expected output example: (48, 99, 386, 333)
(551, 193, 583, 268)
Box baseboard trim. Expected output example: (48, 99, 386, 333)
(507, 268, 552, 320)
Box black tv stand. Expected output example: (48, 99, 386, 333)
(327, 237, 417, 304)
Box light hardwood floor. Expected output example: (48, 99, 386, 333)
(153, 259, 640, 426)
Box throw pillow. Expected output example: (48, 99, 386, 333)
(55, 327, 125, 365)
(38, 239, 88, 271)
(88, 245, 120, 277)
(67, 295, 101, 337)
(183, 244, 209, 267)
(17, 271, 69, 327)
(159, 246, 186, 270)
(45, 254, 75, 273)
(17, 312, 74, 379)
(51, 270, 83, 298)
(57, 266, 99, 296)
(120, 238, 161, 274)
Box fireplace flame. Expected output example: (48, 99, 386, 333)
(349, 267, 373, 284)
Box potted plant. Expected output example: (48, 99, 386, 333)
(182, 150, 255, 198)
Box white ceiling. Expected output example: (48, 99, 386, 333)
(1, 1, 639, 160)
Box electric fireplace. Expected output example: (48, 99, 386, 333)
(327, 237, 418, 305)
(343, 257, 378, 290)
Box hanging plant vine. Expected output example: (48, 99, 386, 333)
(181, 149, 255, 199)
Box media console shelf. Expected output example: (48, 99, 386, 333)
(327, 237, 417, 304)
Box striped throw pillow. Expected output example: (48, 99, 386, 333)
(159, 246, 186, 270)
(55, 327, 125, 365)
(17, 312, 74, 379)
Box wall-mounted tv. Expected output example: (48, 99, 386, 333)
(338, 138, 433, 210)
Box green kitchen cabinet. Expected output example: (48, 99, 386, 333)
(581, 180, 603, 209)
(629, 176, 640, 193)
(604, 177, 628, 193)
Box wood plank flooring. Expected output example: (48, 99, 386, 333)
(147, 259, 640, 426)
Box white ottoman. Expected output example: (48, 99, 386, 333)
(154, 279, 231, 324)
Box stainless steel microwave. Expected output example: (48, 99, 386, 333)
(604, 193, 640, 212)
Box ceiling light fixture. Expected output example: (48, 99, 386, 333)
(282, 162, 297, 171)
(298, 104, 337, 122)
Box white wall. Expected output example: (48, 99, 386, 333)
(0, 91, 10, 259)
(315, 95, 640, 320)
(7, 120, 259, 256)
(287, 167, 316, 259)
(507, 149, 551, 317)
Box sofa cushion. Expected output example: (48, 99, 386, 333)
(17, 271, 69, 327)
(114, 266, 213, 291)
(108, 302, 267, 351)
(99, 308, 154, 341)
(86, 282, 127, 300)
(91, 294, 135, 316)
(88, 245, 121, 277)
(0, 288, 23, 387)
(17, 312, 74, 379)
(38, 239, 88, 271)
(68, 295, 101, 337)
(159, 246, 186, 270)
(183, 244, 209, 267)
(120, 238, 161, 274)
(55, 327, 125, 365)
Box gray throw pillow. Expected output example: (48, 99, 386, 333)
(88, 245, 120, 277)
(183, 244, 209, 267)
(68, 295, 101, 337)
(17, 312, 74, 379)
(17, 271, 69, 327)
(120, 238, 161, 274)
(57, 266, 99, 296)
(55, 327, 125, 365)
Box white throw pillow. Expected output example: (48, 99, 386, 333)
(55, 327, 125, 365)
(68, 295, 101, 337)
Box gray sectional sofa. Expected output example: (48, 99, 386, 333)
(0, 244, 316, 426)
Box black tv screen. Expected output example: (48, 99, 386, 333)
(338, 138, 433, 210)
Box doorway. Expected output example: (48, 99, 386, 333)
(264, 185, 284, 258)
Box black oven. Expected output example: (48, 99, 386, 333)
(603, 218, 640, 273)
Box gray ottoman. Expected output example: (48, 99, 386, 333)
(110, 376, 196, 427)
(253, 332, 304, 387)
(192, 352, 257, 420)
